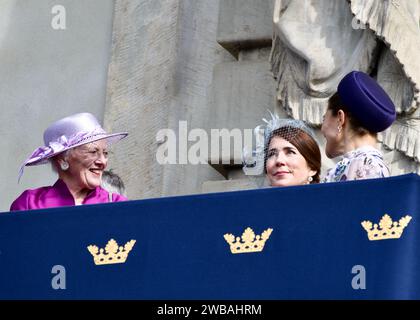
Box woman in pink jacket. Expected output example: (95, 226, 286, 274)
(10, 112, 128, 211)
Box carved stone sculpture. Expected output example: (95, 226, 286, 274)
(270, 0, 420, 171)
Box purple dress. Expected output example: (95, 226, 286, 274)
(10, 179, 127, 212)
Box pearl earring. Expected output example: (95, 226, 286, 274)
(307, 176, 313, 183)
(60, 161, 69, 171)
(337, 126, 342, 133)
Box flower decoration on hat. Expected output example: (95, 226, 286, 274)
(18, 113, 128, 182)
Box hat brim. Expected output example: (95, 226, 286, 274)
(25, 132, 128, 167)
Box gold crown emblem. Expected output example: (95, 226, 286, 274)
(87, 239, 136, 265)
(361, 214, 412, 241)
(224, 227, 273, 254)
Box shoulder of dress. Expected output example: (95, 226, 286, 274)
(112, 193, 128, 202)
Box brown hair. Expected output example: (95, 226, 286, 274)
(328, 92, 376, 136)
(264, 127, 321, 183)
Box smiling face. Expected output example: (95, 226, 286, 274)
(64, 140, 109, 190)
(265, 136, 316, 187)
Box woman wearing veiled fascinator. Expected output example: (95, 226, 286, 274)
(243, 113, 321, 187)
(10, 113, 128, 211)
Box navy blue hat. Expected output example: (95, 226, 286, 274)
(337, 71, 396, 132)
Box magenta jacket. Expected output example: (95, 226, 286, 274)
(10, 179, 127, 212)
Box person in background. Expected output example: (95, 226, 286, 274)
(321, 71, 396, 182)
(101, 169, 126, 198)
(10, 113, 128, 211)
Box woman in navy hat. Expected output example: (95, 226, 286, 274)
(321, 71, 396, 182)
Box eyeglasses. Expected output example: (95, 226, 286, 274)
(74, 144, 110, 161)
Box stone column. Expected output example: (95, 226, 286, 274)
(203, 0, 286, 192)
(104, 0, 231, 200)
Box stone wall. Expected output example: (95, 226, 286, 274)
(104, 0, 232, 200)
(1, 0, 115, 212)
(104, 0, 339, 198)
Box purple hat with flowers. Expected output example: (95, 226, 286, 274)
(337, 71, 396, 133)
(18, 113, 128, 180)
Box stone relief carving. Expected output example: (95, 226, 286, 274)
(270, 0, 420, 171)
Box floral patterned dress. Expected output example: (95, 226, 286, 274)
(322, 146, 390, 183)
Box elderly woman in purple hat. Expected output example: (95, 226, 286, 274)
(321, 71, 396, 182)
(10, 113, 128, 211)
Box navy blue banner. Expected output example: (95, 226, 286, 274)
(0, 174, 419, 299)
